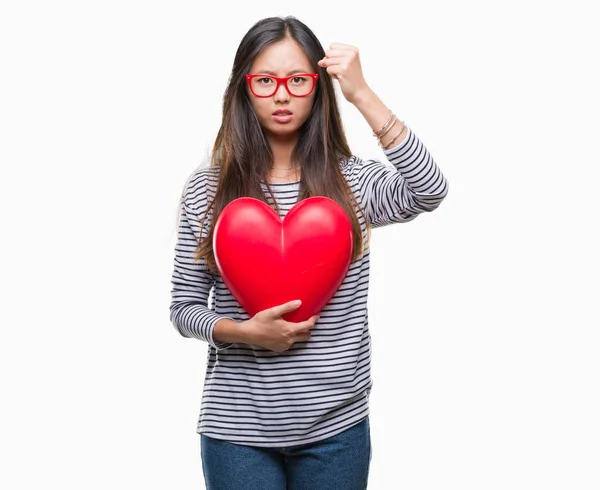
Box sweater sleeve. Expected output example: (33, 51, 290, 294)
(169, 175, 235, 351)
(353, 126, 449, 227)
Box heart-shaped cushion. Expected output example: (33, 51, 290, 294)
(213, 196, 353, 323)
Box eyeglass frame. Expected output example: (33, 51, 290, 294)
(245, 73, 319, 98)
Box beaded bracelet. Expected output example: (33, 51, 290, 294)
(382, 120, 407, 149)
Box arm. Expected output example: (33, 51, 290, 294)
(351, 88, 450, 227)
(169, 178, 238, 350)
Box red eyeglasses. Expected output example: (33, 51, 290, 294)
(245, 73, 319, 98)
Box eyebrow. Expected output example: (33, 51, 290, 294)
(256, 69, 311, 76)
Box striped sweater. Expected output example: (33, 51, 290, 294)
(169, 126, 449, 447)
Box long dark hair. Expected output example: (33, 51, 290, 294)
(190, 16, 370, 273)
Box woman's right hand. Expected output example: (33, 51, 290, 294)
(243, 300, 319, 352)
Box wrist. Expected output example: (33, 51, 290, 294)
(213, 317, 252, 344)
(239, 319, 256, 345)
(350, 85, 376, 108)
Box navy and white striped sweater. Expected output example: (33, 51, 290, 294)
(169, 126, 449, 447)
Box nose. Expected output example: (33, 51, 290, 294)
(273, 81, 290, 102)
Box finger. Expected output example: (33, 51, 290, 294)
(317, 61, 341, 79)
(323, 49, 348, 58)
(329, 42, 358, 51)
(270, 300, 302, 317)
(294, 315, 319, 331)
(326, 67, 340, 79)
(317, 57, 342, 67)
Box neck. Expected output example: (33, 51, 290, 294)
(267, 133, 298, 171)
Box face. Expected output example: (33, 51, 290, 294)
(247, 37, 317, 141)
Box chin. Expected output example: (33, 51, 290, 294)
(267, 123, 300, 136)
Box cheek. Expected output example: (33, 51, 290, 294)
(256, 102, 273, 122)
(249, 97, 268, 119)
(297, 97, 316, 120)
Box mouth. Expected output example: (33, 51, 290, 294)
(272, 110, 293, 123)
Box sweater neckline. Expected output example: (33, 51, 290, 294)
(259, 179, 301, 186)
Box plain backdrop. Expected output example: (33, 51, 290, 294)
(1, 1, 599, 489)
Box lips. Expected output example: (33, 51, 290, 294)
(272, 110, 293, 124)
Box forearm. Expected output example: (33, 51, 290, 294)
(352, 88, 408, 149)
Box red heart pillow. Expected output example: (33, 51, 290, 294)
(213, 196, 353, 323)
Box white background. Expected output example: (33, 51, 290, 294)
(1, 0, 599, 488)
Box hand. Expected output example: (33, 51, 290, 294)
(317, 43, 371, 104)
(243, 300, 319, 353)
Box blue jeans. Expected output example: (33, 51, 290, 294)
(200, 417, 371, 489)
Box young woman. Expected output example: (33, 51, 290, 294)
(170, 15, 449, 490)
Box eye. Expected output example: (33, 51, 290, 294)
(257, 77, 274, 84)
(290, 76, 307, 84)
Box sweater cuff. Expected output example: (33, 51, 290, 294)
(207, 314, 236, 351)
(382, 125, 413, 156)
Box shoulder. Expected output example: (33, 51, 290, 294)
(339, 154, 361, 176)
(184, 165, 219, 195)
(182, 165, 220, 204)
(339, 154, 379, 184)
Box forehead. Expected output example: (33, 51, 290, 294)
(250, 38, 312, 74)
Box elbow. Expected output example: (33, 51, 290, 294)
(421, 177, 449, 212)
(169, 303, 191, 338)
(438, 177, 449, 200)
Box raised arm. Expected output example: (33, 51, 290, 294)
(318, 45, 449, 227)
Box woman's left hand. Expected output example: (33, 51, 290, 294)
(317, 43, 371, 104)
